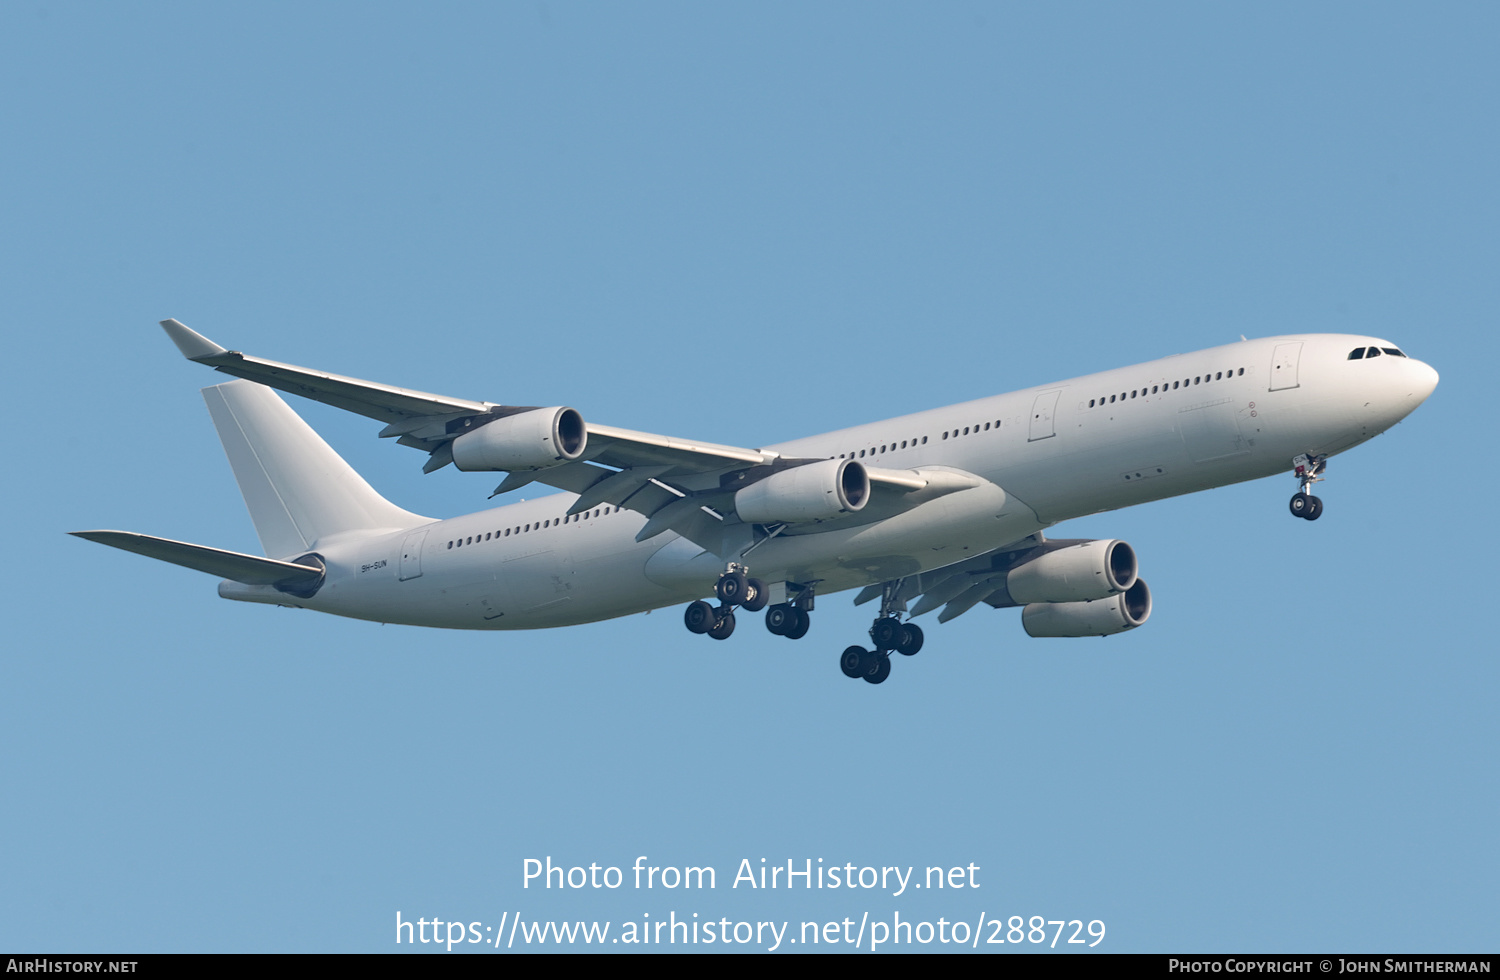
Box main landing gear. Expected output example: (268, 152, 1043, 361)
(838, 580, 924, 685)
(684, 569, 933, 687)
(683, 564, 779, 642)
(1289, 453, 1327, 521)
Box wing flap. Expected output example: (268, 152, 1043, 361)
(936, 579, 1005, 623)
(565, 466, 671, 515)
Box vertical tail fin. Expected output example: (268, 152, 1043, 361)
(203, 380, 429, 558)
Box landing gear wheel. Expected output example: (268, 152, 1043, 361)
(870, 617, 903, 650)
(707, 612, 736, 640)
(784, 608, 811, 640)
(864, 654, 892, 685)
(894, 623, 924, 656)
(764, 603, 794, 636)
(715, 570, 749, 604)
(1289, 454, 1329, 520)
(741, 577, 768, 612)
(684, 600, 716, 635)
(840, 645, 871, 678)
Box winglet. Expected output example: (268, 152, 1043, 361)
(160, 319, 228, 361)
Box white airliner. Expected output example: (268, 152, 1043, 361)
(73, 322, 1437, 684)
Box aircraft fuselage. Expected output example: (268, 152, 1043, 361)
(219, 333, 1437, 630)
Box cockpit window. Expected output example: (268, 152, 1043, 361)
(1351, 346, 1409, 360)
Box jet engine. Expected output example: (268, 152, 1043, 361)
(1021, 579, 1152, 637)
(1006, 539, 1137, 604)
(451, 407, 587, 472)
(735, 459, 870, 524)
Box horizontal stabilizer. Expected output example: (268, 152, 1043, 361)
(69, 530, 324, 587)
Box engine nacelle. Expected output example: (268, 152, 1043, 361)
(1021, 579, 1152, 637)
(1007, 539, 1137, 604)
(735, 459, 870, 524)
(451, 407, 587, 472)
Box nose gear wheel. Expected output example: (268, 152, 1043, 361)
(1289, 454, 1328, 521)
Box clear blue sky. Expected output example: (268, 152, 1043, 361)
(2, 1, 1495, 953)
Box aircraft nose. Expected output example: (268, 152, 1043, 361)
(1374, 356, 1438, 427)
(1408, 358, 1440, 404)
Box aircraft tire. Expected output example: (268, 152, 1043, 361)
(715, 570, 749, 604)
(895, 623, 924, 656)
(840, 646, 869, 678)
(864, 654, 892, 685)
(1289, 492, 1310, 518)
(784, 609, 811, 640)
(870, 617, 902, 650)
(707, 612, 736, 640)
(684, 600, 716, 634)
(764, 603, 794, 635)
(1304, 495, 1324, 521)
(741, 578, 769, 612)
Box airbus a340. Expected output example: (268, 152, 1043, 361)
(73, 322, 1438, 684)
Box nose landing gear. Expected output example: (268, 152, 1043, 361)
(1289, 453, 1327, 521)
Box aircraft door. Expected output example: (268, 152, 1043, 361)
(398, 529, 428, 581)
(1269, 342, 1303, 391)
(1028, 390, 1061, 441)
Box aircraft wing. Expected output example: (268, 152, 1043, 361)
(162, 319, 779, 474)
(162, 319, 500, 425)
(161, 320, 976, 554)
